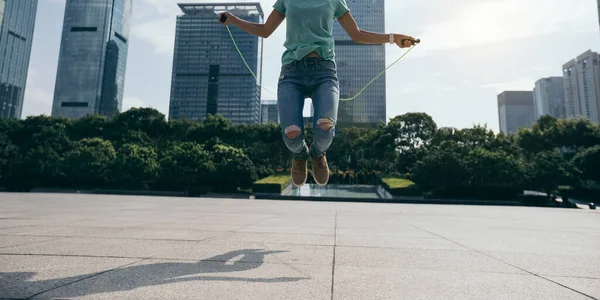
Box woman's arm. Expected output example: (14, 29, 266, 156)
(218, 10, 285, 39)
(337, 12, 416, 48)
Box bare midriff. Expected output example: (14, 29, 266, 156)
(305, 51, 321, 58)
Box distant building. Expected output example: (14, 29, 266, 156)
(533, 77, 566, 120)
(498, 91, 535, 134)
(261, 100, 278, 124)
(169, 3, 263, 124)
(0, 0, 38, 119)
(333, 0, 385, 128)
(563, 50, 600, 124)
(52, 0, 133, 118)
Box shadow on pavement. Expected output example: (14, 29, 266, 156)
(3, 249, 309, 298)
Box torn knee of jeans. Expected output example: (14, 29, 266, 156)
(317, 118, 334, 131)
(285, 125, 302, 140)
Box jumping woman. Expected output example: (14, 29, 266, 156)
(219, 0, 416, 187)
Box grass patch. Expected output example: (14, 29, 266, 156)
(253, 173, 291, 193)
(379, 174, 422, 197)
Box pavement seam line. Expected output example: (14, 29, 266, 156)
(406, 223, 599, 300)
(330, 211, 338, 300)
(25, 258, 149, 299)
(0, 236, 68, 249)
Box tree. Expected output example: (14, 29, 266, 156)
(411, 141, 470, 190)
(112, 144, 159, 188)
(113, 108, 167, 139)
(0, 133, 17, 185)
(557, 117, 600, 152)
(68, 114, 112, 141)
(159, 142, 215, 191)
(63, 138, 116, 187)
(187, 114, 234, 145)
(385, 112, 437, 152)
(527, 150, 580, 197)
(517, 115, 560, 155)
(573, 145, 600, 184)
(210, 144, 257, 192)
(466, 147, 526, 188)
(458, 125, 496, 150)
(111, 130, 154, 149)
(384, 113, 437, 173)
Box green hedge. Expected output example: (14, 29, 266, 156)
(379, 175, 422, 197)
(253, 173, 291, 193)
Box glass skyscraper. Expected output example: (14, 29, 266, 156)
(169, 3, 263, 124)
(332, 0, 386, 128)
(533, 77, 566, 120)
(0, 0, 38, 119)
(52, 0, 132, 118)
(261, 100, 278, 124)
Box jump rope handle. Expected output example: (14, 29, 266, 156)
(220, 14, 228, 23)
(401, 38, 421, 46)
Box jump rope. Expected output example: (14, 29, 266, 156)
(220, 14, 420, 101)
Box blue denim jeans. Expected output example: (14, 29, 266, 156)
(277, 57, 339, 159)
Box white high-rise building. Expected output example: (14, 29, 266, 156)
(533, 77, 565, 120)
(563, 50, 600, 124)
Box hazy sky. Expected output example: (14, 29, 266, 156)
(23, 0, 600, 130)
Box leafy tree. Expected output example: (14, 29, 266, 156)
(517, 115, 560, 155)
(63, 138, 116, 187)
(68, 114, 112, 141)
(159, 142, 214, 191)
(112, 144, 159, 188)
(411, 141, 470, 190)
(113, 108, 167, 139)
(466, 147, 526, 188)
(527, 150, 581, 197)
(573, 145, 600, 184)
(385, 112, 437, 150)
(557, 117, 600, 151)
(111, 130, 154, 149)
(0, 133, 17, 185)
(384, 113, 437, 173)
(210, 144, 257, 192)
(187, 114, 234, 145)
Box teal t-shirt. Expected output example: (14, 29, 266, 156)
(273, 0, 350, 65)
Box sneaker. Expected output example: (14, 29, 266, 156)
(291, 157, 308, 187)
(311, 154, 329, 186)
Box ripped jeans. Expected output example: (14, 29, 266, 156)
(277, 57, 339, 159)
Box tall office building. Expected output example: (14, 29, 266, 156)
(332, 0, 385, 128)
(498, 91, 535, 134)
(563, 50, 600, 124)
(0, 0, 38, 119)
(169, 3, 263, 124)
(51, 0, 132, 118)
(261, 100, 278, 124)
(533, 77, 566, 120)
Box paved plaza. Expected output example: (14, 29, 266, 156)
(0, 193, 599, 299)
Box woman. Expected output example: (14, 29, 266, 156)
(219, 0, 416, 187)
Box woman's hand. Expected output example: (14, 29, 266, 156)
(394, 34, 417, 48)
(218, 12, 236, 25)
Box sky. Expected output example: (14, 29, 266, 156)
(22, 0, 600, 130)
